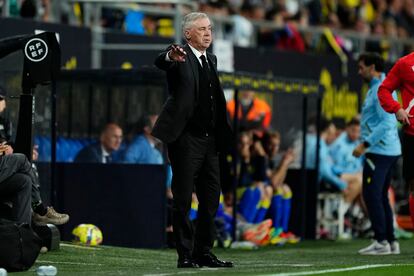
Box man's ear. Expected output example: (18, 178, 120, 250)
(184, 30, 191, 40)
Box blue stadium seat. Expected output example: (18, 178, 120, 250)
(35, 136, 100, 162)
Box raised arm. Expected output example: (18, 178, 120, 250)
(154, 45, 187, 71)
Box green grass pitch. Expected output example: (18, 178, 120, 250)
(11, 239, 414, 275)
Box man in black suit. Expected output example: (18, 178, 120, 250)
(153, 12, 233, 268)
(75, 123, 123, 163)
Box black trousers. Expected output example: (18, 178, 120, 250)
(0, 153, 33, 223)
(402, 132, 414, 182)
(362, 153, 398, 242)
(168, 131, 220, 259)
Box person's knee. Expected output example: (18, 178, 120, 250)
(8, 153, 30, 169)
(282, 184, 291, 194)
(13, 153, 28, 162)
(16, 174, 32, 193)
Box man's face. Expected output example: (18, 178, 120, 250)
(268, 137, 280, 157)
(101, 126, 123, 152)
(325, 124, 337, 145)
(358, 60, 373, 82)
(239, 90, 256, 107)
(346, 124, 360, 142)
(185, 17, 212, 52)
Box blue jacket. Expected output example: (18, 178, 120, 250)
(306, 134, 347, 190)
(123, 135, 163, 164)
(360, 74, 401, 156)
(329, 132, 363, 175)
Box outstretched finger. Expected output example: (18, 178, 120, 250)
(178, 47, 187, 56)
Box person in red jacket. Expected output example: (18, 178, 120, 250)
(378, 52, 414, 228)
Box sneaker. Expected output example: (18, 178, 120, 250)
(243, 225, 271, 246)
(280, 232, 300, 244)
(394, 227, 413, 239)
(242, 219, 272, 241)
(390, 241, 401, 255)
(33, 206, 70, 226)
(269, 228, 286, 246)
(358, 240, 391, 255)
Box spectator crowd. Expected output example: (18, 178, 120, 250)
(2, 0, 414, 59)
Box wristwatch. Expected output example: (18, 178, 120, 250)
(363, 141, 370, 148)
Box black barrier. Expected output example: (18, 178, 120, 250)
(285, 169, 318, 238)
(37, 163, 167, 248)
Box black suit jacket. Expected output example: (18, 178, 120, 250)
(74, 143, 104, 163)
(152, 44, 232, 151)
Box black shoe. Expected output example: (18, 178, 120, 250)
(194, 252, 233, 268)
(177, 257, 198, 268)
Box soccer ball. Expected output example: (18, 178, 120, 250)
(72, 224, 103, 246)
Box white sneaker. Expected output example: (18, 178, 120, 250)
(358, 240, 391, 255)
(390, 241, 400, 255)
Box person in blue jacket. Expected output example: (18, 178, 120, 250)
(305, 117, 363, 205)
(330, 118, 363, 175)
(306, 118, 347, 190)
(353, 52, 401, 256)
(123, 114, 163, 164)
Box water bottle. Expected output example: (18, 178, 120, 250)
(0, 268, 7, 276)
(36, 265, 57, 276)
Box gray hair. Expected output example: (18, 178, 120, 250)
(182, 12, 209, 33)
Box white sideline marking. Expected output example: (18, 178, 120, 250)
(144, 273, 198, 276)
(143, 264, 312, 276)
(262, 264, 394, 276)
(242, 263, 312, 267)
(144, 263, 414, 276)
(36, 260, 104, 266)
(60, 243, 103, 250)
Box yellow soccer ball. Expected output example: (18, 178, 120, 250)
(72, 224, 103, 246)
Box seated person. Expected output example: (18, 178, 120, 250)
(0, 87, 68, 225)
(31, 145, 69, 225)
(122, 114, 163, 164)
(75, 123, 123, 163)
(330, 117, 363, 175)
(306, 118, 360, 203)
(262, 130, 299, 243)
(329, 117, 364, 207)
(235, 131, 273, 224)
(0, 151, 32, 224)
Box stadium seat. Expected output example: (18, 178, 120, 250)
(35, 136, 99, 162)
(35, 135, 51, 162)
(317, 185, 346, 240)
